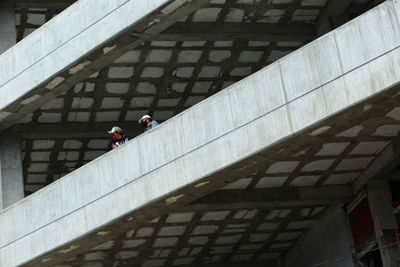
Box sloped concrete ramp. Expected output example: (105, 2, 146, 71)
(1, 1, 400, 266)
(0, 0, 209, 130)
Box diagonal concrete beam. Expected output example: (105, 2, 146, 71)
(14, 0, 76, 9)
(187, 200, 349, 211)
(153, 22, 316, 42)
(0, 0, 210, 131)
(2, 122, 144, 139)
(352, 135, 400, 194)
(1, 1, 400, 266)
(187, 186, 352, 210)
(192, 186, 353, 204)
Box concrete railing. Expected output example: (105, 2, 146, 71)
(0, 0, 175, 127)
(1, 1, 400, 265)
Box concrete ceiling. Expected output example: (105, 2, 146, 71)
(25, 85, 400, 266)
(2, 0, 385, 195)
(61, 204, 330, 266)
(0, 1, 397, 266)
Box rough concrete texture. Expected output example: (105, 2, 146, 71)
(0, 1, 16, 55)
(0, 0, 210, 129)
(3, 0, 384, 192)
(367, 180, 399, 267)
(1, 1, 400, 266)
(0, 138, 24, 209)
(285, 206, 354, 267)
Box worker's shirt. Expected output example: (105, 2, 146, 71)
(112, 134, 129, 147)
(144, 120, 159, 132)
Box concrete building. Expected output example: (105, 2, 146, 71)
(0, 0, 399, 266)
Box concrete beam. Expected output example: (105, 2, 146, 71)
(285, 205, 354, 267)
(352, 136, 400, 195)
(14, 0, 75, 9)
(0, 1, 16, 55)
(0, 0, 210, 131)
(1, 2, 400, 266)
(187, 186, 352, 210)
(192, 186, 353, 205)
(0, 138, 24, 209)
(2, 122, 144, 139)
(151, 22, 316, 42)
(186, 200, 347, 211)
(367, 179, 399, 267)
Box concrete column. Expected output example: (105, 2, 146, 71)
(367, 180, 399, 267)
(0, 1, 17, 54)
(0, 137, 24, 209)
(285, 205, 354, 267)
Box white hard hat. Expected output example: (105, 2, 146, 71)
(108, 126, 122, 134)
(138, 115, 151, 123)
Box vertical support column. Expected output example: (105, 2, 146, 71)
(0, 1, 17, 54)
(284, 205, 354, 267)
(367, 180, 399, 267)
(0, 137, 24, 209)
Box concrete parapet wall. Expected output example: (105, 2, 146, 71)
(0, 0, 175, 127)
(1, 1, 400, 266)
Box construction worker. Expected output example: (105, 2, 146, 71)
(138, 115, 159, 132)
(108, 126, 129, 149)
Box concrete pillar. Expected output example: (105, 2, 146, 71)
(0, 1, 17, 54)
(0, 137, 24, 209)
(367, 180, 399, 267)
(285, 205, 354, 267)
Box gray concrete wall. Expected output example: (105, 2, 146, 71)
(0, 1, 16, 55)
(0, 138, 24, 209)
(1, 1, 400, 266)
(284, 206, 354, 267)
(0, 0, 159, 93)
(0, 0, 204, 130)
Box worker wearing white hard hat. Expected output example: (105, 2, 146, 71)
(138, 115, 159, 132)
(108, 126, 129, 149)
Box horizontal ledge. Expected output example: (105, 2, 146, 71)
(14, 0, 73, 9)
(192, 185, 353, 205)
(2, 122, 145, 139)
(133, 22, 316, 42)
(185, 199, 351, 211)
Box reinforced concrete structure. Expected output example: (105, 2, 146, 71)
(0, 0, 399, 266)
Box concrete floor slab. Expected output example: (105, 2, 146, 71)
(1, 1, 400, 266)
(0, 0, 210, 130)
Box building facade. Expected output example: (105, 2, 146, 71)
(0, 0, 399, 266)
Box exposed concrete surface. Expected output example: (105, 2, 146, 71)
(1, 1, 400, 266)
(0, 1, 16, 55)
(367, 179, 399, 267)
(284, 206, 354, 267)
(1, 0, 386, 193)
(0, 138, 24, 209)
(0, 0, 210, 130)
